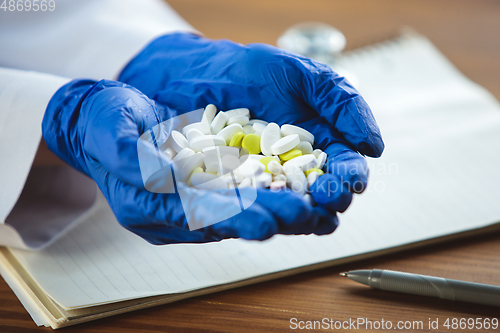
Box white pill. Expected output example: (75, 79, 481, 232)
(254, 172, 273, 188)
(196, 177, 227, 191)
(242, 125, 256, 135)
(271, 134, 300, 155)
(227, 115, 249, 126)
(185, 128, 204, 142)
(283, 154, 317, 171)
(252, 122, 267, 133)
(270, 180, 286, 191)
(303, 194, 316, 206)
(295, 141, 313, 154)
(176, 153, 205, 183)
(237, 159, 265, 178)
(210, 111, 228, 134)
(281, 124, 314, 144)
(273, 174, 287, 182)
(217, 123, 243, 144)
(307, 171, 319, 189)
(254, 130, 263, 137)
(170, 130, 189, 153)
(316, 151, 327, 169)
(182, 122, 211, 136)
(238, 177, 253, 189)
(313, 149, 323, 158)
(218, 146, 240, 158)
(202, 104, 217, 125)
(240, 154, 264, 164)
(203, 148, 221, 173)
(224, 108, 250, 118)
(221, 154, 241, 174)
(172, 147, 195, 163)
(267, 160, 284, 175)
(284, 164, 307, 195)
(248, 119, 268, 127)
(190, 172, 217, 187)
(164, 147, 175, 160)
(189, 135, 226, 152)
(260, 122, 281, 156)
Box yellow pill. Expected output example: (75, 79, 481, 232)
(279, 149, 302, 162)
(241, 134, 261, 154)
(304, 168, 324, 177)
(188, 167, 204, 186)
(229, 132, 245, 147)
(259, 156, 276, 173)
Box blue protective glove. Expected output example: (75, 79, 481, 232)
(43, 80, 340, 244)
(119, 33, 384, 211)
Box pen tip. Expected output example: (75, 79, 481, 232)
(340, 272, 348, 277)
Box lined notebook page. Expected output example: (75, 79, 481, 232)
(9, 33, 500, 309)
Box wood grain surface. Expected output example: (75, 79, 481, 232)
(1, 0, 500, 332)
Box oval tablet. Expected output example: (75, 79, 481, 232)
(202, 104, 217, 125)
(217, 123, 243, 144)
(242, 125, 255, 135)
(248, 119, 268, 127)
(189, 135, 226, 152)
(227, 115, 249, 126)
(283, 154, 317, 171)
(172, 147, 195, 163)
(185, 128, 204, 142)
(284, 164, 307, 195)
(210, 111, 229, 134)
(295, 141, 313, 154)
(279, 149, 302, 162)
(175, 152, 205, 183)
(316, 151, 327, 169)
(252, 122, 267, 133)
(224, 108, 250, 118)
(307, 171, 319, 189)
(182, 122, 211, 136)
(260, 122, 281, 156)
(271, 134, 300, 155)
(281, 124, 314, 144)
(313, 149, 323, 158)
(170, 130, 189, 153)
(254, 173, 272, 188)
(267, 160, 284, 175)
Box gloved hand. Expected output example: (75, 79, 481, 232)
(42, 79, 341, 244)
(119, 33, 384, 212)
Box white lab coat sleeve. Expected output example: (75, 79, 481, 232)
(0, 0, 198, 80)
(0, 67, 91, 250)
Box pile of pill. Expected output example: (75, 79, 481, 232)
(163, 104, 327, 204)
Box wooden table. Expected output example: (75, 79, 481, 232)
(2, 0, 500, 332)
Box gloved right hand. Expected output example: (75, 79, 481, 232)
(42, 79, 340, 245)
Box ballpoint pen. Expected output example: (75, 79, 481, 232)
(341, 269, 500, 307)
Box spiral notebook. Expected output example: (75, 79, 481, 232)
(2, 31, 500, 329)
